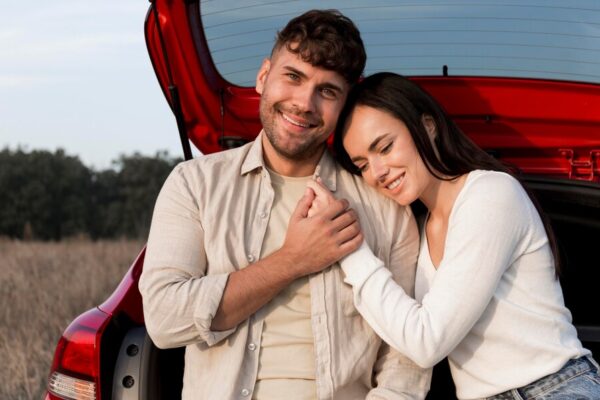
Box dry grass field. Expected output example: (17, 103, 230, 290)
(0, 239, 144, 400)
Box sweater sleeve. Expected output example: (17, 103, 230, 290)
(365, 203, 432, 399)
(340, 172, 535, 368)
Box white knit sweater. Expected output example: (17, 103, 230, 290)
(340, 170, 589, 399)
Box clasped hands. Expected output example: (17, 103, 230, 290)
(281, 178, 363, 276)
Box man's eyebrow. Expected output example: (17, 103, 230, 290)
(350, 133, 392, 162)
(283, 65, 308, 79)
(283, 65, 344, 93)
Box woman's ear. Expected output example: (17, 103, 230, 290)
(421, 114, 437, 141)
(422, 114, 443, 162)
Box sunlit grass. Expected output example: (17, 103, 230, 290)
(0, 239, 143, 400)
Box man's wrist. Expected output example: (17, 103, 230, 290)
(269, 247, 308, 281)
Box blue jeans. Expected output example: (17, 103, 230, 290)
(487, 356, 600, 399)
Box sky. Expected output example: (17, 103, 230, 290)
(1, 1, 185, 170)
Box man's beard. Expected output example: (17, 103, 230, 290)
(260, 101, 325, 161)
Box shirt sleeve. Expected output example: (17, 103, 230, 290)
(342, 173, 534, 368)
(139, 163, 235, 349)
(366, 203, 432, 399)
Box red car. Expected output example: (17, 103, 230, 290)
(45, 1, 600, 399)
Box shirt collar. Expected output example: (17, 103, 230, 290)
(314, 147, 338, 192)
(241, 130, 338, 192)
(240, 130, 266, 175)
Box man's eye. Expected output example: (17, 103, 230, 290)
(320, 88, 336, 99)
(287, 73, 300, 81)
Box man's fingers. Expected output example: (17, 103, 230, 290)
(329, 209, 358, 232)
(339, 232, 364, 253)
(335, 217, 361, 244)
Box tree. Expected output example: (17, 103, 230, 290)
(0, 148, 91, 240)
(0, 147, 181, 240)
(91, 151, 181, 239)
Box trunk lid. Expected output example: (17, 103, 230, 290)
(145, 1, 600, 181)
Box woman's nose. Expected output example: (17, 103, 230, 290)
(371, 159, 389, 182)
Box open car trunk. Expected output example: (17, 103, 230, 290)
(111, 1, 600, 399)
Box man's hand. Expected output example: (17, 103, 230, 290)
(212, 183, 363, 332)
(279, 186, 363, 276)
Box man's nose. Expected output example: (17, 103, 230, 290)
(292, 86, 317, 113)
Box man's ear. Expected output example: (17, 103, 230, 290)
(256, 58, 271, 95)
(421, 114, 437, 141)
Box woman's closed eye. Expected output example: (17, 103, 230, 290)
(357, 162, 369, 173)
(380, 141, 393, 154)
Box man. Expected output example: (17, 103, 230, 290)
(140, 9, 431, 399)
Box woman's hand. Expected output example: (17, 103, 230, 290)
(306, 178, 337, 217)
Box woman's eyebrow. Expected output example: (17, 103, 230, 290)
(350, 133, 392, 162)
(368, 133, 392, 152)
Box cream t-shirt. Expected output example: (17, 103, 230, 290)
(254, 170, 316, 399)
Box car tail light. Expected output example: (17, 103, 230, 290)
(47, 307, 110, 400)
(48, 372, 96, 400)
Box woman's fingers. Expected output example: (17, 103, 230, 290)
(306, 179, 335, 201)
(291, 187, 316, 220)
(306, 179, 336, 216)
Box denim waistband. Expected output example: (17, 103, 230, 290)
(489, 355, 598, 400)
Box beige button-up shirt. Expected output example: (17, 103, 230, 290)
(140, 132, 431, 400)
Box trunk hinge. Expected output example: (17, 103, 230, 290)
(151, 3, 193, 161)
(559, 149, 600, 181)
(216, 88, 250, 149)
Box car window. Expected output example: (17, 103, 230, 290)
(200, 0, 600, 86)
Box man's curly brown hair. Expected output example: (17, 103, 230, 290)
(273, 9, 366, 84)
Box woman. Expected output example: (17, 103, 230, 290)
(306, 72, 600, 399)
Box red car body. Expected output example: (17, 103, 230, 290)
(45, 1, 600, 399)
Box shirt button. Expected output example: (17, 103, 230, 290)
(247, 254, 255, 263)
(241, 388, 250, 396)
(259, 211, 267, 219)
(248, 343, 256, 351)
